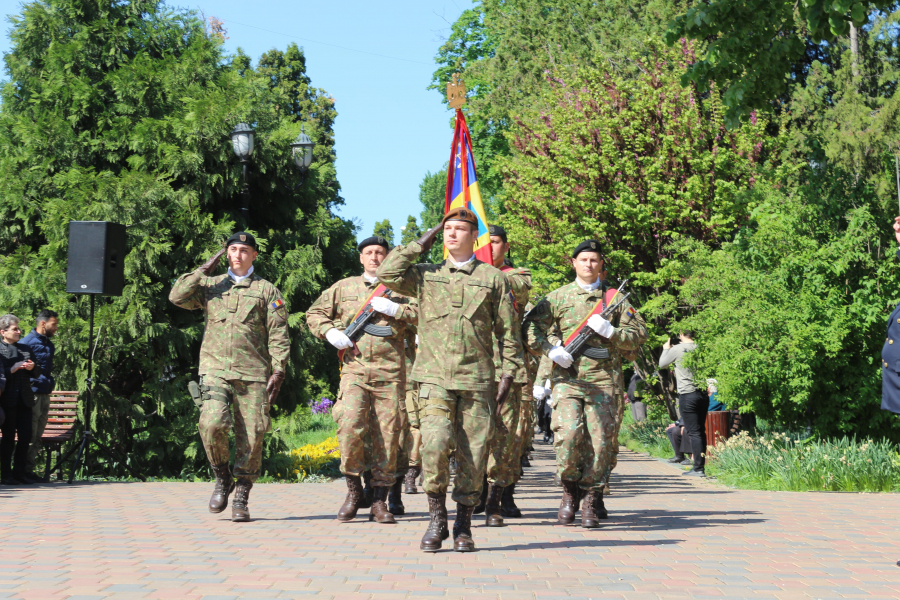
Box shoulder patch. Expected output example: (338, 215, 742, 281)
(271, 298, 285, 310)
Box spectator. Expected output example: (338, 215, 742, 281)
(658, 331, 707, 477)
(665, 420, 692, 465)
(21, 309, 59, 483)
(0, 314, 42, 485)
(626, 372, 647, 422)
(707, 378, 726, 412)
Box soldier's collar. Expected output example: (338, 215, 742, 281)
(445, 257, 479, 274)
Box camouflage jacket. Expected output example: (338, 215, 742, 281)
(527, 281, 648, 388)
(169, 270, 290, 383)
(306, 276, 417, 383)
(493, 267, 532, 383)
(376, 242, 525, 392)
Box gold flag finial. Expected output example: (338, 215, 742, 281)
(447, 73, 466, 109)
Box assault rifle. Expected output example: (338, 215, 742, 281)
(557, 280, 631, 377)
(342, 289, 394, 357)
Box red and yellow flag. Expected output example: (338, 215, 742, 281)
(444, 110, 491, 263)
(563, 289, 620, 346)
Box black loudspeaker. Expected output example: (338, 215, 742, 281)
(66, 221, 127, 296)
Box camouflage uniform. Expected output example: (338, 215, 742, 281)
(402, 336, 422, 468)
(486, 267, 532, 488)
(306, 276, 417, 487)
(169, 269, 290, 481)
(527, 282, 647, 491)
(376, 242, 524, 506)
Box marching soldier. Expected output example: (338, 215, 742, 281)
(169, 232, 290, 522)
(306, 236, 417, 524)
(527, 240, 647, 528)
(377, 207, 524, 552)
(478, 225, 531, 525)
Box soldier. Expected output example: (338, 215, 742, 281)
(527, 240, 647, 528)
(377, 207, 524, 552)
(169, 232, 290, 522)
(306, 236, 417, 524)
(477, 224, 531, 526)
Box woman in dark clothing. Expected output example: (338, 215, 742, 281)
(0, 314, 41, 485)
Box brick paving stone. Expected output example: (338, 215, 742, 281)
(3, 444, 900, 599)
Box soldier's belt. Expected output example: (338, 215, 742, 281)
(581, 347, 610, 360)
(362, 324, 393, 337)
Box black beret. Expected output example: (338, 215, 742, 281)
(572, 239, 601, 258)
(226, 231, 257, 250)
(488, 224, 507, 242)
(358, 236, 390, 253)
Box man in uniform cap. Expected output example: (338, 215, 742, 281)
(377, 207, 524, 552)
(527, 239, 647, 528)
(474, 224, 532, 526)
(169, 232, 290, 521)
(307, 234, 418, 524)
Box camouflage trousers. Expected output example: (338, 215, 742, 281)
(486, 383, 521, 487)
(396, 384, 421, 470)
(418, 384, 494, 506)
(333, 375, 402, 487)
(513, 397, 535, 485)
(550, 382, 621, 492)
(199, 376, 270, 481)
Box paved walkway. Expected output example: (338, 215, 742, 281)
(3, 442, 900, 600)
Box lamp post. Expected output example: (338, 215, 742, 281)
(229, 123, 255, 222)
(289, 126, 315, 188)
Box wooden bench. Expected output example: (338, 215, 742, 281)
(0, 391, 79, 481)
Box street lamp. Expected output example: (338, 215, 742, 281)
(229, 123, 255, 222)
(289, 126, 315, 186)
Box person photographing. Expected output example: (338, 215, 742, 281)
(658, 331, 707, 477)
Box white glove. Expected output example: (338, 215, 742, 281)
(325, 327, 354, 350)
(370, 296, 399, 317)
(587, 314, 615, 338)
(549, 345, 574, 368)
(532, 385, 546, 401)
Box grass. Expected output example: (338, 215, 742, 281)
(618, 410, 677, 460)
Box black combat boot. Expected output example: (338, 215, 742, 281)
(581, 489, 602, 528)
(420, 493, 449, 552)
(453, 503, 476, 552)
(403, 465, 420, 494)
(596, 488, 608, 519)
(388, 478, 405, 516)
(558, 480, 579, 525)
(360, 470, 374, 509)
(473, 475, 488, 514)
(369, 486, 396, 524)
(521, 454, 531, 468)
(499, 483, 522, 518)
(484, 483, 505, 527)
(208, 463, 235, 514)
(338, 474, 364, 521)
(231, 478, 252, 522)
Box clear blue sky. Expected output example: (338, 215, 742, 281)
(0, 0, 464, 240)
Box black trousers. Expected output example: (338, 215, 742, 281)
(0, 400, 33, 478)
(678, 391, 708, 471)
(667, 426, 691, 459)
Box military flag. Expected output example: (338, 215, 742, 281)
(444, 110, 491, 262)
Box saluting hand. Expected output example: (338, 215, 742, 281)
(415, 227, 441, 253)
(198, 245, 227, 276)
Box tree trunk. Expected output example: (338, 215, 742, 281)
(850, 23, 860, 79)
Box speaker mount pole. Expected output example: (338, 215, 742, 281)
(63, 294, 145, 483)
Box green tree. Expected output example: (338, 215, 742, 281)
(415, 168, 448, 263)
(499, 41, 771, 304)
(671, 186, 900, 439)
(0, 0, 357, 478)
(372, 219, 395, 246)
(665, 0, 898, 127)
(400, 215, 422, 245)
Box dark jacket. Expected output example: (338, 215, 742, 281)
(20, 329, 55, 394)
(0, 341, 42, 408)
